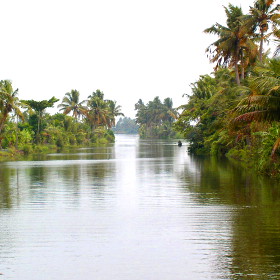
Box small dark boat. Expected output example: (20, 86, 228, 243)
(178, 140, 182, 147)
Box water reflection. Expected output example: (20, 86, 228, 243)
(181, 155, 280, 279)
(0, 135, 280, 279)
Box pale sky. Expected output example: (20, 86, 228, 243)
(1, 0, 274, 118)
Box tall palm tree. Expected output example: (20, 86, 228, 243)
(163, 97, 178, 122)
(106, 100, 124, 127)
(86, 91, 110, 130)
(0, 80, 24, 135)
(205, 4, 258, 85)
(58, 89, 86, 120)
(242, 0, 280, 62)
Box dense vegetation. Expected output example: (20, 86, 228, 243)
(0, 85, 123, 156)
(175, 0, 280, 176)
(135, 97, 178, 139)
(113, 117, 139, 134)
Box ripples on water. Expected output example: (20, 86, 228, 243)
(0, 134, 280, 279)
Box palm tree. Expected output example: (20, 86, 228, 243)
(0, 80, 24, 135)
(233, 59, 280, 123)
(163, 97, 178, 122)
(86, 91, 110, 130)
(273, 29, 280, 56)
(205, 4, 258, 85)
(242, 0, 280, 62)
(58, 89, 86, 120)
(106, 100, 124, 127)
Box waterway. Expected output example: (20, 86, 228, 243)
(0, 134, 280, 279)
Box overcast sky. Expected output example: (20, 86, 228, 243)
(1, 0, 275, 118)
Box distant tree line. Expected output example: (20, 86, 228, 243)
(113, 117, 139, 134)
(135, 96, 178, 139)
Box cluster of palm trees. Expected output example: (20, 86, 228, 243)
(135, 97, 178, 138)
(0, 82, 123, 149)
(204, 0, 279, 85)
(58, 89, 123, 129)
(175, 0, 280, 174)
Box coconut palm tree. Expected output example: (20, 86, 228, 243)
(86, 91, 111, 130)
(163, 97, 178, 122)
(0, 80, 24, 135)
(233, 58, 280, 123)
(106, 100, 124, 127)
(58, 89, 87, 120)
(205, 4, 258, 85)
(242, 0, 280, 62)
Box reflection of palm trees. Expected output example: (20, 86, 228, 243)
(178, 154, 280, 277)
(0, 166, 12, 208)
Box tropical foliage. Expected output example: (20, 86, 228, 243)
(135, 96, 178, 139)
(175, 0, 280, 176)
(0, 86, 123, 154)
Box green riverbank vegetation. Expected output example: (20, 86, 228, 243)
(175, 0, 280, 176)
(0, 85, 123, 157)
(134, 97, 179, 139)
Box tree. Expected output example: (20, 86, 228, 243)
(135, 96, 178, 138)
(86, 90, 111, 130)
(174, 68, 237, 154)
(231, 58, 280, 158)
(205, 4, 258, 85)
(0, 80, 24, 135)
(106, 100, 124, 127)
(58, 89, 86, 120)
(233, 58, 280, 124)
(21, 97, 59, 143)
(242, 0, 280, 62)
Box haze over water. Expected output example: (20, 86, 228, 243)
(0, 134, 280, 280)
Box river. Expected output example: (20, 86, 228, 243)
(0, 134, 280, 280)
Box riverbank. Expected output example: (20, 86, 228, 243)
(0, 137, 115, 161)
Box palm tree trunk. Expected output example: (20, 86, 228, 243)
(0, 114, 8, 135)
(259, 30, 264, 62)
(241, 50, 245, 81)
(234, 61, 240, 85)
(15, 115, 19, 149)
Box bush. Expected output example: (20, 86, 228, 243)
(20, 144, 33, 155)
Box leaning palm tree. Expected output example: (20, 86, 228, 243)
(205, 4, 258, 85)
(0, 80, 24, 135)
(242, 0, 280, 62)
(58, 89, 87, 120)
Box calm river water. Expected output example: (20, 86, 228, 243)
(0, 134, 280, 279)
